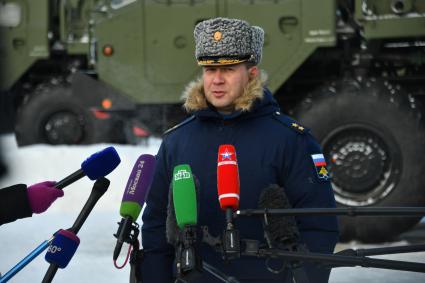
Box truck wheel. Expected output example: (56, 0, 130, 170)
(15, 86, 95, 146)
(294, 79, 425, 242)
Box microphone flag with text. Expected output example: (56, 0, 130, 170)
(55, 146, 121, 189)
(217, 144, 241, 259)
(113, 154, 156, 262)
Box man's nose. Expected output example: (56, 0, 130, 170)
(212, 70, 224, 84)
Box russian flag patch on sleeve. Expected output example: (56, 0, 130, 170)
(311, 153, 330, 181)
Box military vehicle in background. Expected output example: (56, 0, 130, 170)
(1, 0, 425, 242)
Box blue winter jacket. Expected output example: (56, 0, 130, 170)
(140, 88, 339, 282)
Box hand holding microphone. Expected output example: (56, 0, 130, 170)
(0, 148, 121, 283)
(30, 146, 120, 214)
(27, 181, 63, 214)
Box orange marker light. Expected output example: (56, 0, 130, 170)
(103, 45, 114, 56)
(102, 99, 112, 109)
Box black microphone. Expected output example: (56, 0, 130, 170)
(55, 147, 120, 189)
(42, 177, 110, 283)
(258, 184, 309, 281)
(258, 184, 300, 248)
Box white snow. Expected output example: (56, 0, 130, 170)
(0, 134, 424, 282)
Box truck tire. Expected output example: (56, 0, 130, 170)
(15, 86, 95, 146)
(294, 78, 425, 243)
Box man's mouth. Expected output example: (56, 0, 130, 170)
(212, 91, 225, 97)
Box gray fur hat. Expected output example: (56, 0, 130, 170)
(194, 17, 264, 66)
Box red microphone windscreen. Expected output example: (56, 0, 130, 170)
(217, 144, 240, 211)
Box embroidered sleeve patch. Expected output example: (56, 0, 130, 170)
(311, 154, 330, 181)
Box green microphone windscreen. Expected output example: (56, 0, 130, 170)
(172, 164, 197, 229)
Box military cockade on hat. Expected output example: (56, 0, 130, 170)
(194, 17, 264, 66)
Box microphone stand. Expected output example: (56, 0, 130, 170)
(254, 248, 425, 273)
(222, 208, 240, 260)
(238, 237, 425, 272)
(261, 212, 310, 283)
(336, 244, 425, 257)
(236, 207, 425, 271)
(113, 216, 140, 261)
(175, 225, 202, 281)
(202, 262, 240, 283)
(235, 207, 425, 217)
(41, 177, 110, 283)
(174, 225, 241, 283)
(0, 235, 55, 283)
(202, 226, 425, 280)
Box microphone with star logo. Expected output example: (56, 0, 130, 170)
(217, 144, 240, 211)
(217, 144, 241, 259)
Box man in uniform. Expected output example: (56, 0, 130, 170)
(140, 17, 339, 282)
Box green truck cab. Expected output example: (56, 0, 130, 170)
(1, 0, 425, 242)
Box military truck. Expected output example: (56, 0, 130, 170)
(1, 0, 425, 242)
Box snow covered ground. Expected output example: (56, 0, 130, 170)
(0, 134, 424, 282)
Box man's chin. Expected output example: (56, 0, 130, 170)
(213, 104, 235, 114)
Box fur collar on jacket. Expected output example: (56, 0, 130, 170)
(182, 71, 267, 113)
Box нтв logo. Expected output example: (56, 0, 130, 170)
(174, 169, 191, 181)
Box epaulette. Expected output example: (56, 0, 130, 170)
(272, 111, 309, 134)
(163, 115, 196, 136)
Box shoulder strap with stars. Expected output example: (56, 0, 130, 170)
(163, 115, 196, 136)
(272, 111, 309, 134)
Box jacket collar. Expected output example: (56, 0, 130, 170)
(181, 72, 279, 121)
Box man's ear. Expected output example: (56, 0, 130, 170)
(248, 66, 259, 79)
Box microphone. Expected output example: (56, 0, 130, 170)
(258, 184, 300, 248)
(55, 146, 121, 189)
(172, 164, 197, 228)
(258, 184, 309, 280)
(45, 230, 80, 269)
(170, 164, 203, 280)
(42, 177, 110, 283)
(113, 154, 156, 261)
(217, 145, 240, 259)
(166, 167, 201, 245)
(217, 145, 240, 211)
(69, 177, 110, 234)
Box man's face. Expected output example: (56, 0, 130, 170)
(203, 64, 257, 114)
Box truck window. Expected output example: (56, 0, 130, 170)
(0, 3, 21, 27)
